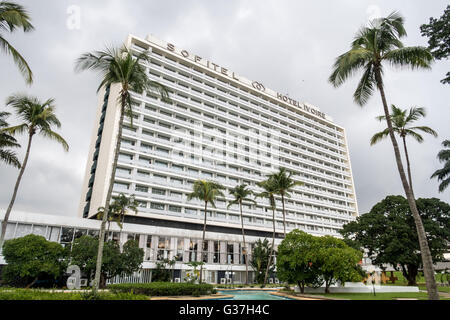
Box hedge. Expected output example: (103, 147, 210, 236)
(0, 289, 148, 300)
(108, 282, 214, 296)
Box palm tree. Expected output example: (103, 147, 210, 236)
(227, 184, 256, 285)
(255, 177, 278, 286)
(371, 105, 437, 193)
(75, 45, 170, 293)
(111, 193, 138, 238)
(0, 111, 21, 168)
(431, 140, 450, 192)
(0, 1, 33, 84)
(269, 167, 303, 238)
(0, 94, 68, 249)
(329, 12, 438, 299)
(187, 180, 225, 283)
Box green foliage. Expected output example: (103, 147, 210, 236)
(276, 230, 322, 293)
(187, 180, 225, 207)
(0, 1, 34, 84)
(250, 239, 274, 284)
(151, 259, 172, 282)
(315, 236, 364, 293)
(69, 235, 143, 286)
(371, 105, 437, 146)
(431, 139, 450, 192)
(6, 94, 69, 151)
(277, 230, 363, 293)
(340, 196, 450, 285)
(2, 235, 67, 287)
(0, 111, 21, 168)
(420, 5, 450, 84)
(329, 11, 433, 106)
(108, 282, 214, 296)
(0, 289, 147, 300)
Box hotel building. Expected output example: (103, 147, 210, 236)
(73, 34, 359, 283)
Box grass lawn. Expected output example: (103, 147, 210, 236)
(309, 292, 450, 300)
(418, 285, 450, 293)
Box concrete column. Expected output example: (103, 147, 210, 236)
(220, 241, 227, 264)
(233, 242, 239, 265)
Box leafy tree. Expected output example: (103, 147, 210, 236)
(420, 5, 450, 84)
(75, 45, 170, 293)
(70, 235, 143, 288)
(255, 178, 278, 285)
(228, 184, 256, 284)
(431, 139, 450, 192)
(187, 180, 225, 283)
(151, 259, 172, 282)
(340, 196, 450, 286)
(250, 239, 274, 285)
(0, 95, 68, 250)
(0, 111, 20, 168)
(276, 230, 322, 293)
(269, 167, 303, 238)
(315, 236, 363, 293)
(0, 1, 34, 84)
(371, 105, 437, 192)
(329, 11, 439, 299)
(2, 234, 67, 288)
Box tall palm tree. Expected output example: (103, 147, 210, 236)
(0, 111, 21, 168)
(269, 167, 303, 238)
(187, 180, 225, 283)
(227, 184, 256, 285)
(371, 105, 437, 193)
(75, 45, 170, 292)
(255, 177, 278, 286)
(431, 140, 450, 192)
(0, 1, 33, 84)
(0, 94, 68, 249)
(329, 12, 438, 299)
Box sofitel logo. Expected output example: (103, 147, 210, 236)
(252, 81, 265, 92)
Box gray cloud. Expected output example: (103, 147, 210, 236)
(0, 0, 449, 217)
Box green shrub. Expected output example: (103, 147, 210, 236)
(0, 289, 148, 300)
(108, 282, 214, 296)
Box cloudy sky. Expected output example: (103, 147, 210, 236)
(0, 0, 449, 218)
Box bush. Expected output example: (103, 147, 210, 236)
(0, 289, 148, 300)
(108, 282, 214, 296)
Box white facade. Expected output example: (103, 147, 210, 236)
(79, 34, 358, 232)
(74, 34, 359, 282)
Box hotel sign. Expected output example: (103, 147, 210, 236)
(165, 42, 326, 120)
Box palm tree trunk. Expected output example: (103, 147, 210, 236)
(0, 132, 33, 250)
(93, 97, 125, 293)
(281, 193, 286, 238)
(239, 201, 248, 285)
(200, 200, 208, 283)
(402, 136, 414, 197)
(264, 207, 275, 286)
(375, 68, 439, 300)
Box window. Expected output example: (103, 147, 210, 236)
(169, 205, 181, 213)
(152, 188, 166, 196)
(150, 203, 165, 210)
(136, 185, 148, 193)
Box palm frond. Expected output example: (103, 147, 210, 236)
(39, 129, 69, 151)
(0, 36, 32, 84)
(0, 149, 21, 168)
(370, 128, 390, 145)
(383, 46, 433, 70)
